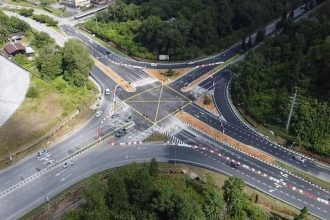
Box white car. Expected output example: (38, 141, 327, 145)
(105, 88, 111, 95)
(150, 63, 157, 67)
(63, 160, 74, 168)
(95, 111, 102, 117)
(293, 155, 306, 163)
(280, 172, 289, 178)
(37, 150, 50, 158)
(187, 61, 195, 65)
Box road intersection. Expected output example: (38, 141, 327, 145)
(0, 2, 330, 219)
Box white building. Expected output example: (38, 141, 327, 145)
(66, 0, 90, 8)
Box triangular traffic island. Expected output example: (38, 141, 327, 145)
(124, 84, 191, 124)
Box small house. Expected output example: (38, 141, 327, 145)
(1, 43, 26, 57)
(8, 32, 25, 42)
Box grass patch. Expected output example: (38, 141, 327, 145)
(0, 74, 97, 163)
(143, 132, 169, 143)
(275, 161, 330, 192)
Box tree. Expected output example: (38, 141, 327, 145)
(294, 206, 309, 220)
(36, 46, 62, 81)
(62, 39, 94, 87)
(203, 96, 212, 105)
(148, 158, 159, 176)
(256, 28, 266, 43)
(202, 179, 225, 220)
(106, 172, 129, 211)
(32, 31, 54, 49)
(223, 177, 246, 219)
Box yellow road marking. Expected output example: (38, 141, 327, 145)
(154, 85, 164, 123)
(123, 84, 162, 102)
(155, 101, 192, 124)
(125, 100, 191, 103)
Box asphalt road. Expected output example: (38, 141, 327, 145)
(0, 143, 329, 220)
(209, 70, 330, 181)
(1, 2, 329, 219)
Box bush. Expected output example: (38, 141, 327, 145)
(32, 14, 58, 26)
(26, 86, 39, 98)
(163, 69, 175, 77)
(18, 8, 34, 17)
(12, 54, 29, 67)
(203, 95, 212, 105)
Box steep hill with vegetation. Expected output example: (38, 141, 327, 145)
(232, 2, 330, 157)
(82, 0, 306, 60)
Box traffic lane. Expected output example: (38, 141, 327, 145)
(169, 66, 214, 91)
(0, 144, 173, 220)
(213, 73, 330, 180)
(0, 79, 113, 192)
(184, 105, 330, 198)
(174, 127, 330, 199)
(186, 103, 330, 179)
(172, 147, 330, 219)
(62, 25, 240, 69)
(1, 142, 328, 220)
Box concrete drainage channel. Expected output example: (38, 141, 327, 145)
(0, 122, 135, 199)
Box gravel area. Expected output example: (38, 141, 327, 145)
(0, 56, 30, 127)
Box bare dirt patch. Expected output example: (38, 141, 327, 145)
(144, 68, 193, 84)
(195, 95, 219, 116)
(177, 111, 274, 163)
(94, 59, 135, 92)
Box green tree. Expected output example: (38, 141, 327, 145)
(202, 179, 225, 220)
(26, 86, 39, 98)
(62, 39, 94, 87)
(106, 172, 129, 211)
(294, 206, 309, 220)
(32, 31, 54, 48)
(223, 177, 246, 219)
(203, 96, 212, 105)
(148, 158, 159, 176)
(36, 46, 62, 81)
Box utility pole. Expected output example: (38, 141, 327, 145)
(286, 89, 298, 130)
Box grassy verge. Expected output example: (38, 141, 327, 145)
(143, 132, 169, 143)
(235, 107, 288, 145)
(21, 162, 317, 220)
(275, 161, 330, 191)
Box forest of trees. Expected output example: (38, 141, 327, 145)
(63, 160, 308, 220)
(83, 0, 308, 60)
(232, 2, 330, 156)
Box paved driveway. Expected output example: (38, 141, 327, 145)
(0, 56, 30, 127)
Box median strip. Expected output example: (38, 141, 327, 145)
(177, 111, 274, 164)
(93, 58, 136, 92)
